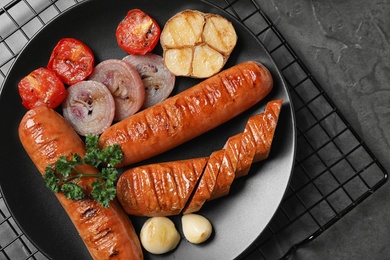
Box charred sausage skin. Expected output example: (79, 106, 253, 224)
(99, 61, 273, 167)
(18, 106, 143, 260)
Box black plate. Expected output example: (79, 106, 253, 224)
(0, 0, 295, 259)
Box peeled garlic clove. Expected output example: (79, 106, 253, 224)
(140, 217, 180, 254)
(182, 213, 212, 244)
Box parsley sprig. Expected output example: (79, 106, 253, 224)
(43, 134, 123, 208)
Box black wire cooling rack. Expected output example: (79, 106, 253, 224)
(0, 0, 388, 259)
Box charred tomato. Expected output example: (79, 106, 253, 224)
(116, 9, 161, 55)
(47, 38, 95, 85)
(18, 67, 66, 109)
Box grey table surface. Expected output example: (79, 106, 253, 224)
(256, 0, 390, 259)
(0, 0, 389, 259)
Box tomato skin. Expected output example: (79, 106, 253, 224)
(116, 9, 161, 55)
(18, 67, 67, 109)
(47, 38, 94, 85)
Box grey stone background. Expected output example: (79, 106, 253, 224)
(256, 0, 390, 259)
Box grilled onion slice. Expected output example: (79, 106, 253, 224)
(123, 53, 175, 108)
(89, 59, 145, 121)
(62, 80, 115, 136)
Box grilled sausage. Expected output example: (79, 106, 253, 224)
(234, 129, 256, 178)
(116, 100, 282, 216)
(99, 61, 273, 167)
(18, 106, 143, 260)
(246, 99, 282, 163)
(116, 157, 208, 217)
(182, 150, 224, 214)
(209, 133, 243, 200)
(207, 99, 283, 200)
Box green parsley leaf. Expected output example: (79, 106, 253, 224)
(84, 134, 123, 168)
(91, 180, 116, 208)
(100, 167, 118, 183)
(42, 134, 123, 208)
(43, 165, 60, 193)
(84, 134, 102, 167)
(61, 182, 85, 200)
(101, 144, 123, 167)
(55, 154, 83, 177)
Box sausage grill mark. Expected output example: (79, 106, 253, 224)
(82, 207, 97, 218)
(95, 227, 112, 240)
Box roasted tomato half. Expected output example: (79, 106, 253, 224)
(47, 38, 95, 85)
(116, 9, 161, 55)
(18, 67, 66, 109)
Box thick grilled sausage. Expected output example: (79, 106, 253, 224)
(99, 61, 273, 167)
(18, 106, 143, 260)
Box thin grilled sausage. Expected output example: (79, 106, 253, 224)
(116, 157, 208, 217)
(18, 106, 143, 260)
(209, 133, 243, 200)
(182, 149, 225, 214)
(116, 100, 282, 216)
(99, 61, 273, 167)
(246, 99, 282, 163)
